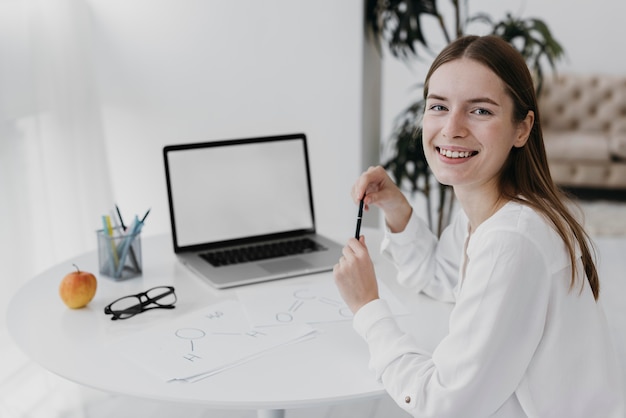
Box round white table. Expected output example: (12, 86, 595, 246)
(7, 229, 452, 418)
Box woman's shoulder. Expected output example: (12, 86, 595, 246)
(484, 200, 551, 231)
(474, 200, 569, 265)
(449, 199, 567, 249)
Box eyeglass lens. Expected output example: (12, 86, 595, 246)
(106, 286, 176, 319)
(145, 286, 176, 306)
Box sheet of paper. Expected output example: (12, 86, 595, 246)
(111, 299, 316, 382)
(237, 278, 408, 327)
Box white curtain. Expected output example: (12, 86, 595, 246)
(0, 0, 112, 321)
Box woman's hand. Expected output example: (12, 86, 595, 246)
(353, 166, 412, 233)
(333, 236, 379, 314)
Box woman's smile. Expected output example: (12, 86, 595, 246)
(436, 146, 478, 159)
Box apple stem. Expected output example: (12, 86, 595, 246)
(73, 263, 80, 273)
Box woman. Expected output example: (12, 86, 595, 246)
(333, 35, 624, 417)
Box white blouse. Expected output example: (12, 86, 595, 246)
(353, 201, 624, 417)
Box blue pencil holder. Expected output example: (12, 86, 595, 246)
(97, 228, 142, 280)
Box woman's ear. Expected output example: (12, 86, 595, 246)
(514, 110, 535, 148)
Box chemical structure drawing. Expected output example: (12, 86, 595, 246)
(174, 307, 269, 362)
(175, 328, 206, 361)
(275, 288, 352, 323)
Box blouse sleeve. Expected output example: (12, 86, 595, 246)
(356, 229, 552, 417)
(380, 210, 466, 302)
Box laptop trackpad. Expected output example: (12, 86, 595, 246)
(260, 258, 312, 274)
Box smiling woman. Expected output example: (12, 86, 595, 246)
(333, 35, 625, 417)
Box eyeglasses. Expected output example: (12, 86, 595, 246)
(104, 286, 176, 320)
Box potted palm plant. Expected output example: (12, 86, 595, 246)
(366, 0, 565, 235)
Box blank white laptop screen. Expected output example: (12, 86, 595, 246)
(166, 138, 314, 248)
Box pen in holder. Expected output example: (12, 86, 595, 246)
(97, 227, 142, 280)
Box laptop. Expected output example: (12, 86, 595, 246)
(163, 133, 344, 289)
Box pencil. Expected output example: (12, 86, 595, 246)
(103, 215, 119, 269)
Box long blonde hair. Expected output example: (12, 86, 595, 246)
(423, 35, 599, 300)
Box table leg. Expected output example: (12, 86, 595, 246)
(257, 409, 285, 418)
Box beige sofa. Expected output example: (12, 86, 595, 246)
(538, 74, 626, 190)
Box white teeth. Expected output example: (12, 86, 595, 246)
(439, 148, 473, 159)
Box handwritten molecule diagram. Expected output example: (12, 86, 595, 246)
(175, 309, 268, 362)
(175, 328, 206, 362)
(176, 328, 206, 352)
(115, 299, 315, 382)
(275, 288, 352, 323)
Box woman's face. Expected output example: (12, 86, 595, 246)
(422, 58, 532, 196)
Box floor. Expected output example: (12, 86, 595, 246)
(2, 202, 625, 418)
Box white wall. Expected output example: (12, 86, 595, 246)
(86, 0, 367, 240)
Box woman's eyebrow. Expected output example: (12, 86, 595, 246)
(468, 97, 500, 106)
(427, 93, 501, 107)
(426, 93, 446, 101)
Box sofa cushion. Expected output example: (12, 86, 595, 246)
(550, 161, 626, 188)
(540, 75, 626, 134)
(538, 73, 626, 190)
(543, 131, 609, 161)
(610, 134, 626, 160)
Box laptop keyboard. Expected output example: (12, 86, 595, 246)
(200, 238, 327, 267)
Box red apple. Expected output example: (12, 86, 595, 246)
(59, 264, 97, 309)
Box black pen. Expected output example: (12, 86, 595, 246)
(140, 208, 151, 224)
(115, 204, 127, 231)
(355, 197, 365, 239)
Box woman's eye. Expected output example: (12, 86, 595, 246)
(473, 108, 492, 116)
(429, 104, 447, 111)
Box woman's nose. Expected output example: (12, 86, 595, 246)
(441, 111, 468, 138)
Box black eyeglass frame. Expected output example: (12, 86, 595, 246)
(104, 286, 176, 320)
